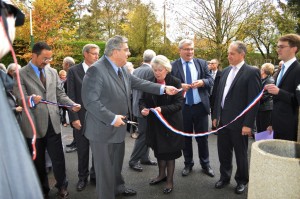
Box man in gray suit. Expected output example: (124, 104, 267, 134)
(81, 35, 179, 199)
(14, 42, 81, 198)
(128, 49, 157, 172)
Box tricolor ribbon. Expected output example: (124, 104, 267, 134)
(28, 96, 74, 108)
(150, 88, 265, 137)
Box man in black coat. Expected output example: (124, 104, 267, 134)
(212, 41, 261, 194)
(265, 34, 300, 141)
(67, 44, 99, 191)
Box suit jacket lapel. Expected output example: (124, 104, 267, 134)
(278, 61, 296, 87)
(229, 64, 245, 91)
(78, 63, 86, 79)
(219, 68, 230, 99)
(177, 60, 185, 82)
(104, 58, 127, 94)
(193, 58, 201, 79)
(45, 66, 52, 90)
(26, 64, 44, 89)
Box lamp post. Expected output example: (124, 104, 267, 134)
(26, 0, 34, 49)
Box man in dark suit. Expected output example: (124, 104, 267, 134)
(212, 41, 261, 194)
(265, 34, 300, 141)
(208, 58, 222, 122)
(171, 39, 215, 178)
(13, 42, 81, 198)
(128, 49, 157, 172)
(81, 35, 179, 199)
(67, 44, 99, 191)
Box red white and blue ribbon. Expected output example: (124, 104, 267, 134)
(28, 96, 74, 108)
(150, 88, 265, 137)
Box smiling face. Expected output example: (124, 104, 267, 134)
(179, 43, 194, 62)
(31, 49, 53, 69)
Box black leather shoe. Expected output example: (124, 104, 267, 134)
(90, 177, 96, 185)
(163, 188, 173, 194)
(57, 187, 69, 199)
(149, 176, 167, 185)
(235, 184, 246, 194)
(141, 160, 157, 165)
(215, 180, 230, 189)
(182, 166, 192, 176)
(122, 188, 137, 196)
(129, 164, 143, 172)
(76, 179, 87, 191)
(202, 166, 215, 177)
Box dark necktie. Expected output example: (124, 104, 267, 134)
(185, 62, 194, 105)
(38, 68, 46, 88)
(118, 68, 125, 87)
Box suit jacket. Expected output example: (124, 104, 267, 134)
(272, 60, 300, 141)
(13, 63, 75, 138)
(139, 74, 185, 154)
(210, 70, 222, 112)
(81, 56, 161, 143)
(132, 63, 154, 118)
(171, 58, 213, 114)
(212, 64, 261, 130)
(67, 63, 86, 124)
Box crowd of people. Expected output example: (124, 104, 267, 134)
(1, 1, 300, 199)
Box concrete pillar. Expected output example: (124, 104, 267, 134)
(248, 140, 300, 199)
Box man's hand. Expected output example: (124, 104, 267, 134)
(72, 120, 81, 130)
(16, 106, 23, 112)
(165, 86, 179, 95)
(181, 83, 191, 91)
(267, 126, 273, 134)
(32, 94, 42, 104)
(191, 80, 204, 88)
(113, 115, 126, 127)
(141, 108, 150, 116)
(154, 107, 161, 113)
(242, 126, 252, 136)
(212, 119, 218, 129)
(265, 84, 279, 95)
(72, 103, 81, 112)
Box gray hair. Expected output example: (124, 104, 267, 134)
(0, 63, 6, 72)
(104, 35, 128, 56)
(63, 56, 75, 66)
(143, 49, 156, 63)
(151, 55, 172, 73)
(7, 63, 21, 71)
(178, 39, 194, 49)
(230, 41, 247, 54)
(82, 44, 100, 55)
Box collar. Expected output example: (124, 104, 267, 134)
(82, 61, 89, 73)
(105, 55, 119, 74)
(282, 57, 297, 70)
(143, 63, 152, 68)
(180, 58, 194, 65)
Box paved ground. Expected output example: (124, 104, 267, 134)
(47, 125, 253, 199)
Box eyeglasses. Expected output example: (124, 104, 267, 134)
(118, 48, 130, 52)
(209, 62, 217, 65)
(43, 57, 53, 62)
(181, 48, 194, 51)
(276, 45, 290, 50)
(88, 52, 99, 56)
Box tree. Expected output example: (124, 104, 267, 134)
(237, 0, 297, 64)
(122, 3, 164, 57)
(284, 0, 300, 34)
(172, 0, 261, 66)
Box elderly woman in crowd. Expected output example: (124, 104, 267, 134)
(256, 63, 275, 132)
(139, 55, 185, 194)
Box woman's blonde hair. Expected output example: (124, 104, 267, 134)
(151, 55, 172, 72)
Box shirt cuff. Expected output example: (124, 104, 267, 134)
(111, 115, 117, 125)
(160, 85, 165, 95)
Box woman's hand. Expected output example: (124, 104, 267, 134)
(141, 108, 150, 116)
